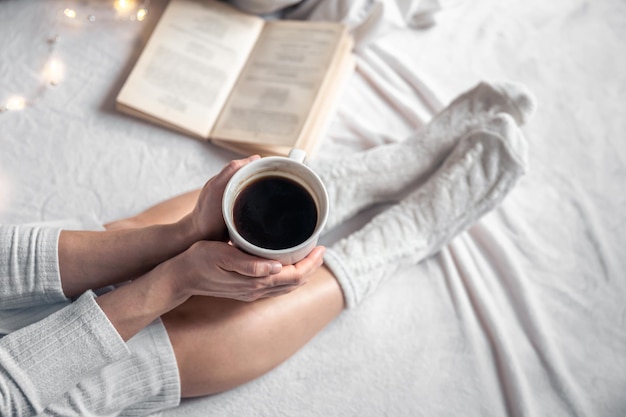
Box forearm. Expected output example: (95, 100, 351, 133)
(59, 215, 199, 298)
(95, 261, 186, 341)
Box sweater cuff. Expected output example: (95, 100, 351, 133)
(0, 291, 130, 410)
(0, 225, 68, 309)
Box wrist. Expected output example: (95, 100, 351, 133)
(176, 214, 203, 247)
(178, 209, 226, 243)
(96, 262, 188, 341)
(155, 256, 192, 308)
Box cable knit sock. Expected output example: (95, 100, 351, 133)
(324, 113, 528, 308)
(310, 81, 535, 230)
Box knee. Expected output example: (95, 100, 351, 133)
(162, 299, 278, 398)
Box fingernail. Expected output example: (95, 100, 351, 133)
(269, 262, 282, 274)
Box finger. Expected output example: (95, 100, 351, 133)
(276, 246, 326, 278)
(301, 246, 326, 268)
(261, 283, 304, 299)
(259, 246, 325, 289)
(247, 276, 309, 300)
(218, 245, 283, 277)
(214, 261, 308, 302)
(215, 155, 261, 184)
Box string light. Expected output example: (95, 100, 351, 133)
(136, 8, 148, 21)
(43, 58, 64, 86)
(63, 8, 77, 19)
(114, 0, 133, 11)
(4, 96, 27, 112)
(1, 1, 150, 114)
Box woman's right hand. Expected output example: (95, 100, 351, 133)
(163, 242, 326, 303)
(96, 241, 325, 341)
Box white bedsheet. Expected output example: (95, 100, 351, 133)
(1, 0, 625, 416)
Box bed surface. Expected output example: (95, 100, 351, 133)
(1, 0, 625, 416)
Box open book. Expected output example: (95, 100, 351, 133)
(116, 0, 355, 156)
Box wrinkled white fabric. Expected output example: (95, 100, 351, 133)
(285, 0, 442, 45)
(2, 0, 625, 416)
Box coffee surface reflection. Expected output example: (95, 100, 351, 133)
(233, 175, 318, 250)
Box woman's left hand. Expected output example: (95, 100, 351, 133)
(187, 155, 259, 241)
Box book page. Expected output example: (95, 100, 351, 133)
(212, 36, 354, 157)
(117, 0, 264, 138)
(211, 21, 347, 146)
(293, 39, 355, 156)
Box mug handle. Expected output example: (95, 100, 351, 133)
(288, 148, 306, 163)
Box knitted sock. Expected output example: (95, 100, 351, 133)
(309, 81, 535, 231)
(324, 113, 528, 308)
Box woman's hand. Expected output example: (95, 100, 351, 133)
(185, 155, 260, 242)
(96, 243, 326, 341)
(166, 242, 326, 302)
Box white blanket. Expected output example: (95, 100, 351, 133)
(1, 0, 624, 416)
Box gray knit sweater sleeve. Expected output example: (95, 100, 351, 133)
(0, 225, 131, 415)
(0, 292, 130, 416)
(0, 225, 68, 309)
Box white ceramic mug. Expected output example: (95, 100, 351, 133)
(222, 149, 329, 265)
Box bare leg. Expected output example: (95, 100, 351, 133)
(162, 266, 343, 397)
(105, 191, 345, 398)
(104, 189, 200, 230)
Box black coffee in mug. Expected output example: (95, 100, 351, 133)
(233, 175, 318, 250)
